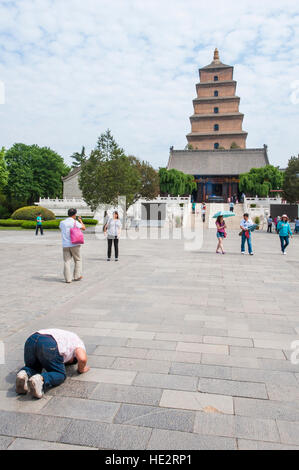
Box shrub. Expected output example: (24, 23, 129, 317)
(0, 219, 24, 227)
(11, 206, 55, 221)
(250, 204, 257, 208)
(254, 216, 260, 225)
(82, 218, 98, 225)
(21, 220, 60, 229)
(0, 206, 10, 219)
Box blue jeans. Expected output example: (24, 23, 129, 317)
(19, 333, 66, 391)
(241, 232, 253, 254)
(280, 236, 289, 253)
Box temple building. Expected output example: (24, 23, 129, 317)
(167, 49, 269, 202)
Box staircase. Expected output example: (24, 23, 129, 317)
(206, 203, 244, 230)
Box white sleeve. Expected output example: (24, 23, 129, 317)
(76, 221, 82, 228)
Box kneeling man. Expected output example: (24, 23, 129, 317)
(16, 329, 89, 398)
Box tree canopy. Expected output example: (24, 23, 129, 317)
(239, 165, 284, 198)
(159, 168, 197, 196)
(71, 146, 86, 168)
(282, 156, 299, 203)
(79, 130, 159, 211)
(0, 147, 8, 191)
(4, 143, 70, 204)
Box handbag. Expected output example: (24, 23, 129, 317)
(223, 230, 227, 238)
(70, 220, 84, 245)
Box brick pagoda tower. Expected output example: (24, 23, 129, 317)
(186, 48, 248, 150)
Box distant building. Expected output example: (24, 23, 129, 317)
(167, 49, 269, 202)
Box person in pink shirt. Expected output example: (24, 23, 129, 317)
(16, 329, 89, 398)
(215, 215, 227, 254)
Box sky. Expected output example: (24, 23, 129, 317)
(0, 0, 299, 169)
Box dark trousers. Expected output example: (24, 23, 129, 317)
(267, 224, 272, 233)
(20, 333, 66, 391)
(280, 236, 289, 253)
(108, 237, 119, 259)
(35, 225, 43, 235)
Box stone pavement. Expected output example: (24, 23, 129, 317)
(0, 226, 299, 450)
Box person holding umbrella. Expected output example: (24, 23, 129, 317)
(240, 213, 254, 255)
(215, 215, 227, 254)
(277, 214, 292, 255)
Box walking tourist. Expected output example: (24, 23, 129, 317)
(267, 215, 273, 233)
(59, 208, 86, 283)
(277, 214, 292, 255)
(192, 202, 196, 214)
(201, 203, 206, 223)
(294, 217, 299, 234)
(229, 201, 234, 212)
(16, 329, 89, 398)
(35, 213, 43, 236)
(240, 213, 254, 255)
(216, 215, 227, 254)
(104, 210, 122, 261)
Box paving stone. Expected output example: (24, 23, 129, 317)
(265, 383, 299, 402)
(177, 342, 229, 355)
(170, 362, 232, 380)
(59, 419, 152, 449)
(198, 378, 268, 399)
(83, 336, 128, 347)
(75, 368, 136, 385)
(203, 336, 253, 347)
(40, 396, 120, 422)
(147, 429, 237, 450)
(112, 358, 170, 374)
(257, 357, 299, 373)
(234, 397, 299, 421)
(94, 321, 138, 330)
(127, 339, 177, 351)
(0, 410, 71, 441)
(93, 345, 148, 359)
(201, 354, 260, 369)
(8, 438, 95, 450)
(87, 355, 116, 368)
(276, 421, 299, 445)
(232, 367, 298, 386)
(160, 390, 234, 414)
(91, 383, 162, 406)
(47, 379, 98, 398)
(229, 346, 285, 360)
(114, 403, 195, 432)
(155, 333, 203, 343)
(238, 439, 299, 450)
(146, 350, 202, 364)
(134, 372, 198, 391)
(0, 435, 14, 449)
(0, 391, 52, 413)
(194, 412, 279, 442)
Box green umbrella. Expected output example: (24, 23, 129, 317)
(213, 211, 236, 218)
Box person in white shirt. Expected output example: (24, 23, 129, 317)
(59, 208, 86, 283)
(104, 211, 122, 261)
(240, 213, 254, 255)
(16, 329, 89, 399)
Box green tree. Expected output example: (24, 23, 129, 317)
(282, 155, 299, 203)
(70, 146, 86, 168)
(128, 156, 160, 200)
(79, 130, 141, 211)
(239, 165, 284, 197)
(4, 143, 70, 204)
(159, 168, 196, 196)
(0, 147, 8, 191)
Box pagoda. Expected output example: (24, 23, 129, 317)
(186, 48, 248, 150)
(167, 49, 269, 202)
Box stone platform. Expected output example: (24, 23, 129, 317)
(0, 227, 299, 450)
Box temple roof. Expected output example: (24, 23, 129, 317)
(167, 147, 269, 176)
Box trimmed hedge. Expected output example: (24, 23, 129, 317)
(0, 219, 24, 227)
(82, 218, 98, 225)
(21, 220, 60, 229)
(11, 206, 55, 221)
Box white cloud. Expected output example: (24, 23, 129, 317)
(0, 0, 298, 168)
